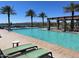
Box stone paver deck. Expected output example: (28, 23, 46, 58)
(0, 29, 79, 58)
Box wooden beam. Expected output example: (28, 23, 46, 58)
(48, 15, 79, 21)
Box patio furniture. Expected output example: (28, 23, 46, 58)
(2, 43, 38, 57)
(16, 48, 53, 58)
(12, 40, 20, 48)
(0, 49, 6, 58)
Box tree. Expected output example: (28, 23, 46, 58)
(0, 5, 16, 31)
(64, 2, 79, 31)
(25, 9, 36, 27)
(39, 12, 47, 28)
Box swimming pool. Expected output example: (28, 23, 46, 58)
(13, 28, 79, 52)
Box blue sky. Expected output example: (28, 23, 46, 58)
(0, 1, 79, 23)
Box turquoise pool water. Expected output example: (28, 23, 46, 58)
(13, 28, 79, 52)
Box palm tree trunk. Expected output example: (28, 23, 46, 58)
(31, 16, 33, 27)
(8, 11, 11, 31)
(42, 17, 44, 28)
(76, 20, 79, 26)
(70, 11, 74, 31)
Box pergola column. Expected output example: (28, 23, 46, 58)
(47, 18, 50, 30)
(57, 18, 60, 29)
(76, 20, 79, 26)
(63, 17, 67, 32)
(75, 19, 79, 31)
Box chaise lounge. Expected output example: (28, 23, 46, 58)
(1, 43, 38, 57)
(0, 43, 53, 58)
(16, 48, 53, 58)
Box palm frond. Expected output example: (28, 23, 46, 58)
(64, 2, 75, 13)
(74, 4, 79, 12)
(39, 12, 47, 18)
(0, 5, 16, 15)
(64, 7, 71, 13)
(25, 9, 36, 17)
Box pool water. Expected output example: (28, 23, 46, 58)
(13, 28, 79, 52)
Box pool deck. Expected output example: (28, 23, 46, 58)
(0, 29, 79, 58)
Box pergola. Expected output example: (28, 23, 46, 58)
(47, 15, 79, 31)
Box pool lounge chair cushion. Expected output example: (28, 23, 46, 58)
(3, 43, 38, 56)
(17, 48, 53, 58)
(0, 49, 6, 58)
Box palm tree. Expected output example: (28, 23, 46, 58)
(64, 2, 79, 31)
(39, 12, 47, 28)
(0, 5, 16, 31)
(25, 9, 36, 27)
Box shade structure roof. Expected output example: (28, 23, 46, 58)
(48, 15, 79, 21)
